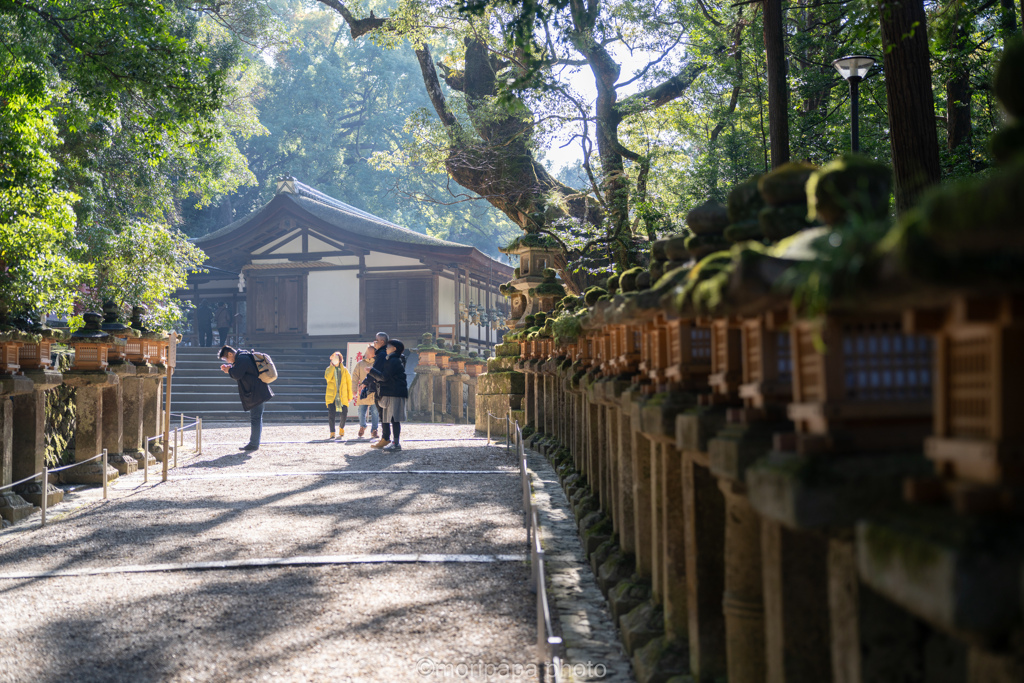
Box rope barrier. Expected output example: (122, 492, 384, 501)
(2, 412, 204, 530)
(515, 419, 563, 678)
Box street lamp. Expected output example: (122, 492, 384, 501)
(832, 55, 876, 153)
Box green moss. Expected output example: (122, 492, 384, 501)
(606, 274, 620, 295)
(990, 123, 1024, 164)
(759, 204, 815, 241)
(684, 233, 731, 260)
(501, 233, 560, 253)
(863, 523, 942, 581)
(758, 161, 817, 206)
(685, 200, 729, 235)
(882, 158, 1024, 287)
(995, 36, 1024, 120)
(663, 233, 690, 261)
(806, 155, 892, 226)
(536, 282, 566, 296)
(724, 219, 764, 243)
(727, 176, 765, 223)
(584, 287, 608, 306)
(552, 312, 584, 345)
(618, 266, 646, 292)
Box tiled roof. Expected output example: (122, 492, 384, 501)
(194, 180, 470, 250)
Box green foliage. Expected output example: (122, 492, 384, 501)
(551, 311, 584, 345)
(0, 0, 256, 326)
(182, 7, 518, 259)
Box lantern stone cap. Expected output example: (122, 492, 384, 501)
(500, 233, 561, 255)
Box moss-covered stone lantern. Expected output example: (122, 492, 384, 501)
(501, 235, 566, 328)
(69, 312, 110, 371)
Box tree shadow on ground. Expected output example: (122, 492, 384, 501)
(3, 561, 538, 683)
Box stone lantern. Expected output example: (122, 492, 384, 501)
(64, 312, 121, 484)
(68, 312, 110, 371)
(500, 238, 566, 328)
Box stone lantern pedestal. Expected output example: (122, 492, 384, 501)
(61, 371, 120, 485)
(0, 374, 36, 525)
(11, 365, 64, 508)
(411, 338, 441, 422)
(63, 312, 120, 485)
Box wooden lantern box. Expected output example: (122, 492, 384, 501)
(912, 294, 1024, 487)
(18, 340, 53, 371)
(437, 353, 450, 370)
(125, 337, 152, 364)
(70, 341, 109, 371)
(643, 315, 671, 386)
(451, 358, 466, 373)
(612, 324, 642, 375)
(664, 318, 712, 390)
(0, 341, 23, 374)
(704, 317, 744, 404)
(105, 335, 129, 363)
(150, 339, 169, 366)
(578, 336, 595, 369)
(465, 362, 482, 377)
(786, 312, 933, 454)
(541, 339, 552, 359)
(418, 349, 438, 367)
(593, 333, 608, 374)
(738, 313, 793, 412)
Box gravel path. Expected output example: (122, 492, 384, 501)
(0, 424, 545, 683)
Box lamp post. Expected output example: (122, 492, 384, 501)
(832, 55, 876, 153)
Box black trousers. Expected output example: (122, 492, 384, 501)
(327, 403, 348, 432)
(218, 327, 230, 345)
(199, 326, 213, 347)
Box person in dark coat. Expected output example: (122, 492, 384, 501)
(360, 330, 389, 414)
(370, 331, 389, 372)
(196, 301, 214, 347)
(368, 339, 407, 451)
(219, 345, 274, 451)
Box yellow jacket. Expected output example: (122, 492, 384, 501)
(324, 364, 353, 406)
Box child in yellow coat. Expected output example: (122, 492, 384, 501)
(324, 351, 353, 440)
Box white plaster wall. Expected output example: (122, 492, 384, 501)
(438, 276, 456, 325)
(307, 234, 336, 251)
(307, 270, 360, 335)
(321, 255, 360, 266)
(364, 251, 423, 268)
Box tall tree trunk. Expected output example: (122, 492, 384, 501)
(878, 0, 941, 212)
(763, 0, 790, 168)
(946, 17, 972, 165)
(946, 74, 972, 157)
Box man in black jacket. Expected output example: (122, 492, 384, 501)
(219, 345, 274, 451)
(368, 339, 407, 451)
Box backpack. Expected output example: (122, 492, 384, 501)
(251, 350, 278, 383)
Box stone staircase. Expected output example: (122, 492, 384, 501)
(170, 347, 331, 422)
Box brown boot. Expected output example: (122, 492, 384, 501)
(371, 438, 390, 449)
(370, 430, 379, 440)
(358, 426, 366, 438)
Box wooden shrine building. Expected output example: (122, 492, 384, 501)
(181, 179, 513, 351)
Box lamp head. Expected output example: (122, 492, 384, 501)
(832, 55, 876, 82)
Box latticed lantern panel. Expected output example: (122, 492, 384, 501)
(18, 341, 52, 370)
